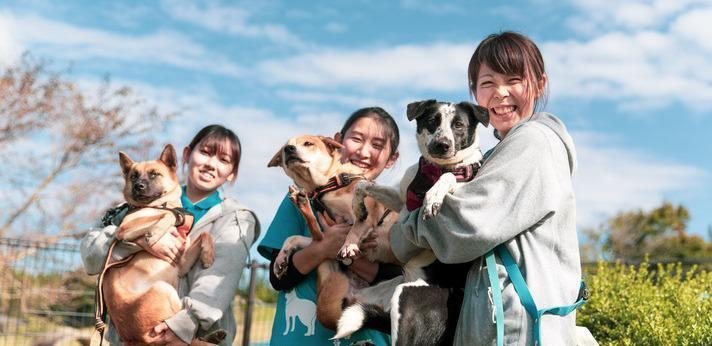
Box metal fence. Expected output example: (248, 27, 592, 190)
(0, 237, 276, 346)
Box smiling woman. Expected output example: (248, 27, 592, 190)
(182, 125, 242, 202)
(389, 31, 587, 345)
(81, 124, 260, 346)
(257, 107, 401, 346)
(468, 32, 548, 139)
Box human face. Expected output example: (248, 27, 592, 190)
(183, 139, 236, 197)
(475, 63, 545, 138)
(338, 116, 397, 180)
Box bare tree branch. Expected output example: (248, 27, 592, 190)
(0, 54, 176, 240)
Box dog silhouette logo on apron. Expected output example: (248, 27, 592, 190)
(284, 289, 317, 336)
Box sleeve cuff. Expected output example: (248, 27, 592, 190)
(164, 309, 198, 344)
(389, 221, 424, 263)
(112, 241, 142, 260)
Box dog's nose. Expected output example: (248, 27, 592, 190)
(433, 141, 450, 154)
(284, 145, 296, 155)
(133, 181, 147, 192)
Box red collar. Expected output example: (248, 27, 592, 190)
(405, 157, 480, 211)
(309, 173, 364, 214)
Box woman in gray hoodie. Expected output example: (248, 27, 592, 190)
(82, 125, 259, 345)
(390, 32, 584, 345)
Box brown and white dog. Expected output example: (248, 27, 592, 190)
(267, 135, 401, 331)
(335, 100, 490, 345)
(98, 145, 219, 346)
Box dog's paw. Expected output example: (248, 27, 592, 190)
(422, 189, 445, 219)
(352, 180, 374, 221)
(288, 185, 299, 202)
(200, 329, 227, 344)
(422, 201, 442, 220)
(339, 243, 361, 259)
(200, 247, 215, 269)
(274, 248, 293, 278)
(288, 185, 309, 206)
(422, 172, 456, 220)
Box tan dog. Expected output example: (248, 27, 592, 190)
(267, 135, 399, 330)
(98, 144, 218, 346)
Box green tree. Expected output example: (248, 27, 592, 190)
(598, 202, 711, 262)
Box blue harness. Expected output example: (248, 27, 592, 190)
(485, 245, 588, 345)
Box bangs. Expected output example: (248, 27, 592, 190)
(198, 134, 238, 162)
(478, 38, 527, 78)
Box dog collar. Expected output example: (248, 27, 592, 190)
(310, 173, 364, 202)
(308, 173, 364, 216)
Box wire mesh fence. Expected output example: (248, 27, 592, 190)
(0, 237, 276, 346)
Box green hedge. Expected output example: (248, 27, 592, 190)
(578, 260, 712, 345)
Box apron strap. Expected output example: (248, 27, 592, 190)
(486, 244, 588, 345)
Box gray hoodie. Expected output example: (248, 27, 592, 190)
(81, 197, 260, 345)
(390, 112, 581, 345)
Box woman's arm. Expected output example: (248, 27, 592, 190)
(391, 123, 568, 264)
(164, 209, 258, 344)
(268, 215, 351, 290)
(80, 224, 140, 275)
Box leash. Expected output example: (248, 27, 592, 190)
(93, 240, 135, 344)
(485, 245, 588, 346)
(376, 209, 393, 226)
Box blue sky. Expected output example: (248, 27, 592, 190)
(1, 0, 710, 247)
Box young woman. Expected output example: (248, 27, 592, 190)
(258, 107, 400, 346)
(81, 124, 260, 345)
(389, 31, 584, 345)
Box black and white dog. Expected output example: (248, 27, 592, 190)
(334, 100, 489, 345)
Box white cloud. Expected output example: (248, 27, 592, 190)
(670, 7, 712, 52)
(256, 43, 472, 91)
(4, 12, 242, 77)
(572, 131, 706, 228)
(161, 0, 306, 49)
(256, 6, 712, 111)
(276, 89, 396, 110)
(400, 0, 462, 15)
(325, 22, 346, 34)
(543, 22, 712, 110)
(0, 11, 23, 66)
(565, 0, 707, 34)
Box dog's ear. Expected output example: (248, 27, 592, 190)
(158, 144, 177, 172)
(318, 136, 344, 154)
(268, 146, 283, 167)
(119, 151, 135, 177)
(459, 101, 489, 127)
(406, 99, 437, 121)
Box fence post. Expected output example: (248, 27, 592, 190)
(243, 260, 258, 346)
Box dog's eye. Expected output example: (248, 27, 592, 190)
(149, 171, 159, 179)
(303, 141, 313, 147)
(453, 120, 465, 128)
(130, 172, 139, 181)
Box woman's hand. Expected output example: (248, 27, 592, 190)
(135, 227, 183, 264)
(149, 322, 188, 346)
(348, 257, 379, 283)
(314, 212, 351, 261)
